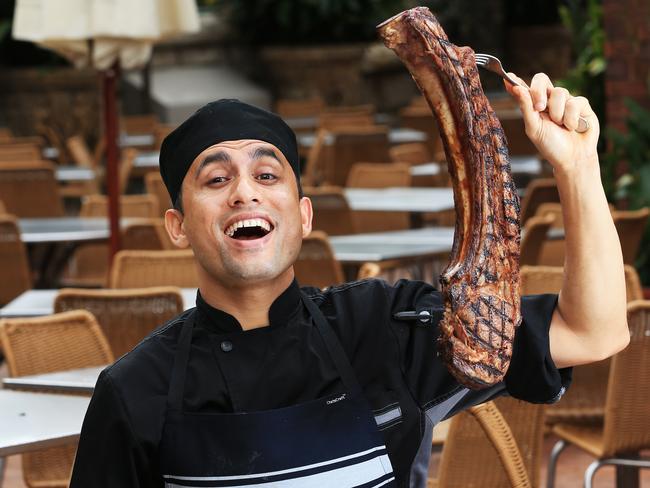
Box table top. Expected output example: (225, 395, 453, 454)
(133, 151, 160, 168)
(3, 366, 105, 394)
(0, 288, 198, 318)
(410, 156, 542, 177)
(55, 166, 96, 182)
(18, 217, 146, 244)
(119, 133, 154, 148)
(297, 127, 427, 148)
(344, 187, 454, 213)
(284, 113, 393, 131)
(0, 389, 89, 456)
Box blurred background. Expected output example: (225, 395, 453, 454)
(0, 1, 649, 487)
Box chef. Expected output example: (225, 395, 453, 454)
(70, 73, 629, 487)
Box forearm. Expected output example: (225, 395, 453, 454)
(550, 156, 629, 367)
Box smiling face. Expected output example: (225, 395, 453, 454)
(164, 139, 312, 290)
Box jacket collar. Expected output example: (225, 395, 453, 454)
(195, 279, 302, 333)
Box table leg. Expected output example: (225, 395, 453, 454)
(616, 453, 640, 488)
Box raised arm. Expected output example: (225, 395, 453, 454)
(506, 72, 629, 368)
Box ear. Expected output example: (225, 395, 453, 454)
(164, 209, 190, 249)
(299, 196, 313, 238)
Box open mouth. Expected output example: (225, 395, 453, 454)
(225, 218, 273, 241)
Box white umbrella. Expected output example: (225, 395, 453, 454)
(12, 0, 200, 257)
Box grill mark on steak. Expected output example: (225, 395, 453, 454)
(378, 7, 521, 389)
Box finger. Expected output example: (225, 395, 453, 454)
(563, 96, 588, 131)
(529, 73, 553, 112)
(504, 73, 540, 136)
(548, 87, 571, 126)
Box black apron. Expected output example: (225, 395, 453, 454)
(159, 293, 396, 487)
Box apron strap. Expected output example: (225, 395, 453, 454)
(300, 292, 363, 397)
(167, 310, 197, 412)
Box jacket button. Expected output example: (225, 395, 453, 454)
(220, 340, 233, 352)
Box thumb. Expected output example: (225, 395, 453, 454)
(504, 73, 540, 138)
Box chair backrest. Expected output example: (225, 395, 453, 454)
(0, 144, 41, 161)
(602, 300, 650, 457)
(66, 134, 95, 168)
(294, 231, 344, 289)
(0, 160, 64, 217)
(119, 147, 139, 192)
(499, 116, 537, 156)
(304, 186, 356, 236)
(0, 127, 13, 142)
(521, 264, 643, 304)
(275, 97, 325, 119)
(435, 400, 534, 488)
(0, 310, 114, 377)
(122, 218, 168, 250)
(303, 129, 332, 187)
(324, 127, 391, 186)
(145, 171, 173, 217)
(154, 124, 175, 150)
(121, 114, 159, 135)
(318, 113, 375, 131)
(54, 287, 183, 357)
(80, 193, 158, 218)
(346, 162, 411, 188)
(357, 260, 422, 284)
(519, 178, 559, 224)
(389, 142, 431, 166)
(110, 249, 199, 288)
(0, 214, 32, 305)
(519, 214, 555, 266)
(612, 207, 650, 264)
(534, 202, 564, 228)
(399, 105, 443, 160)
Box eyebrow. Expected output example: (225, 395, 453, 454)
(194, 151, 232, 180)
(249, 146, 282, 164)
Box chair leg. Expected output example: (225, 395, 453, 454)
(584, 460, 604, 488)
(546, 439, 567, 488)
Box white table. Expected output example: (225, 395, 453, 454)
(344, 187, 454, 213)
(119, 133, 154, 148)
(18, 217, 146, 244)
(55, 166, 96, 182)
(0, 390, 89, 456)
(284, 113, 393, 131)
(0, 288, 197, 318)
(409, 156, 542, 177)
(3, 366, 105, 394)
(133, 151, 160, 169)
(297, 127, 427, 148)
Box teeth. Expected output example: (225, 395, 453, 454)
(225, 218, 272, 237)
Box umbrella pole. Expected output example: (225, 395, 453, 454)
(102, 61, 121, 261)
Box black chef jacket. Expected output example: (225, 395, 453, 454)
(70, 278, 571, 488)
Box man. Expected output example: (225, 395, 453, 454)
(70, 74, 629, 487)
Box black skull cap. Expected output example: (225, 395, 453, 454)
(159, 99, 301, 205)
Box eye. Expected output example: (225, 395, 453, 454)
(256, 173, 277, 181)
(208, 176, 229, 184)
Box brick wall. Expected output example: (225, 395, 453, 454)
(603, 0, 650, 132)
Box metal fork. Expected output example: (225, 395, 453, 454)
(475, 53, 589, 133)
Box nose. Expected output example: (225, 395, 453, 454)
(227, 174, 261, 207)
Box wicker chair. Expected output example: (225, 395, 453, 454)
(520, 178, 560, 224)
(302, 129, 332, 186)
(61, 194, 160, 287)
(109, 249, 199, 288)
(357, 259, 434, 284)
(0, 144, 42, 161)
(145, 171, 172, 218)
(0, 310, 113, 488)
(520, 265, 642, 427)
(389, 142, 431, 166)
(121, 114, 159, 135)
(304, 186, 356, 236)
(121, 218, 170, 250)
(399, 105, 444, 161)
(612, 207, 650, 265)
(275, 97, 325, 119)
(294, 231, 344, 289)
(346, 162, 412, 233)
(0, 214, 32, 305)
(0, 161, 64, 217)
(520, 214, 555, 266)
(54, 287, 183, 357)
(428, 400, 536, 488)
(323, 127, 391, 187)
(547, 300, 650, 488)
